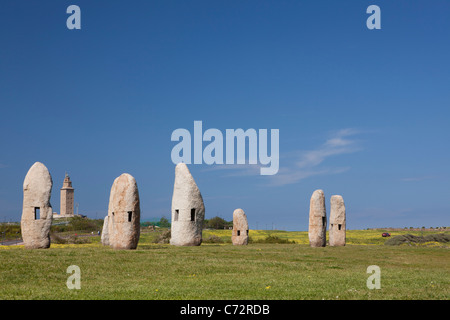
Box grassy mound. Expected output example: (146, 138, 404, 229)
(51, 232, 90, 244)
(385, 233, 450, 246)
(152, 229, 171, 244)
(203, 234, 226, 243)
(250, 235, 296, 244)
(51, 216, 103, 233)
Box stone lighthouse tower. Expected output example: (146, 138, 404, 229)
(60, 173, 75, 217)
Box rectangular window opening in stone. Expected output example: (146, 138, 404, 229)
(34, 207, 40, 220)
(322, 217, 326, 226)
(128, 211, 132, 222)
(174, 209, 179, 221)
(190, 208, 196, 221)
(338, 224, 342, 231)
(247, 230, 249, 236)
(237, 230, 241, 236)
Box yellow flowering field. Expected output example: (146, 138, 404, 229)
(202, 228, 449, 246)
(2, 228, 447, 250)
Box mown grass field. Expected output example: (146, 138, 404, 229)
(0, 228, 448, 300)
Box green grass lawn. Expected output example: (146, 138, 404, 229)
(0, 229, 448, 300)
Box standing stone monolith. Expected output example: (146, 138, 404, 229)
(308, 189, 327, 247)
(329, 195, 346, 246)
(232, 208, 249, 245)
(170, 163, 205, 246)
(101, 215, 109, 246)
(21, 162, 53, 249)
(107, 173, 140, 250)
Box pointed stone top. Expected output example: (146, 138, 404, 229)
(175, 162, 190, 174)
(331, 194, 343, 201)
(330, 195, 345, 223)
(28, 162, 48, 174)
(24, 162, 52, 190)
(172, 163, 204, 210)
(109, 173, 139, 212)
(310, 189, 326, 218)
(233, 208, 248, 227)
(115, 172, 135, 182)
(174, 163, 199, 189)
(311, 189, 324, 198)
(111, 173, 138, 194)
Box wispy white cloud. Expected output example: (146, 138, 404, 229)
(0, 163, 7, 169)
(270, 166, 351, 186)
(198, 129, 362, 184)
(295, 129, 360, 168)
(269, 129, 362, 186)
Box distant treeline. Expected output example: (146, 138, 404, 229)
(203, 216, 233, 229)
(0, 216, 104, 240)
(141, 217, 171, 228)
(141, 216, 233, 230)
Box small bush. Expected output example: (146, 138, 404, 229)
(385, 233, 450, 246)
(251, 235, 296, 244)
(203, 235, 224, 243)
(424, 233, 450, 243)
(51, 217, 103, 233)
(51, 233, 68, 244)
(0, 224, 21, 240)
(50, 232, 90, 244)
(153, 229, 171, 244)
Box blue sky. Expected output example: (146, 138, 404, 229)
(0, 0, 449, 230)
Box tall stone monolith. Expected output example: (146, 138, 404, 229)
(329, 195, 346, 246)
(232, 208, 249, 245)
(21, 162, 53, 249)
(170, 163, 205, 246)
(308, 189, 326, 247)
(107, 173, 140, 250)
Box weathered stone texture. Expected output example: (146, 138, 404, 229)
(308, 189, 327, 247)
(232, 208, 249, 245)
(170, 163, 205, 246)
(329, 195, 346, 246)
(107, 173, 140, 250)
(101, 215, 109, 246)
(21, 162, 53, 249)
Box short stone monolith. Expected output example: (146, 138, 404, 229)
(21, 162, 53, 249)
(101, 215, 109, 246)
(308, 189, 327, 247)
(107, 173, 140, 250)
(232, 208, 249, 245)
(170, 163, 205, 246)
(329, 195, 346, 246)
